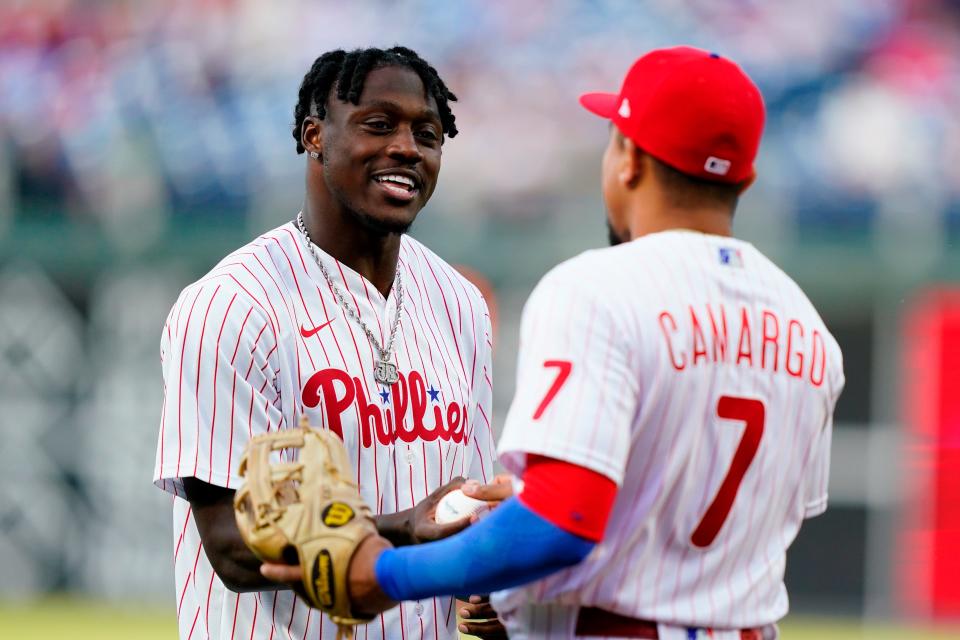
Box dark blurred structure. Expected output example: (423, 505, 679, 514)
(1, 0, 959, 625)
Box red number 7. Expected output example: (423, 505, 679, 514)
(532, 360, 573, 420)
(690, 395, 765, 548)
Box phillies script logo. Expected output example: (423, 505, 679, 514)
(301, 368, 466, 448)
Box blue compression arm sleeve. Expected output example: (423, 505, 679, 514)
(375, 496, 595, 601)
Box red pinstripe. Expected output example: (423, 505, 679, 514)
(302, 608, 312, 638)
(447, 446, 459, 482)
(445, 598, 455, 628)
(421, 442, 429, 497)
(262, 344, 278, 362)
(205, 570, 216, 635)
(286, 596, 298, 639)
(248, 596, 258, 640)
(159, 319, 171, 471)
(229, 592, 240, 640)
(226, 372, 238, 487)
(191, 543, 204, 584)
(208, 292, 238, 482)
(193, 285, 222, 477)
(178, 572, 192, 617)
(471, 437, 488, 483)
(268, 593, 278, 640)
(174, 507, 192, 561)
(176, 287, 204, 476)
(229, 308, 255, 365)
(243, 322, 269, 379)
(187, 606, 201, 640)
(174, 289, 191, 336)
(246, 375, 256, 438)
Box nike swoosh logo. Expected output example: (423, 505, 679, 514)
(300, 318, 336, 338)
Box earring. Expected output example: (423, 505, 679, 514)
(309, 151, 320, 159)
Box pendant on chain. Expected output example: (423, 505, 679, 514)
(375, 358, 400, 386)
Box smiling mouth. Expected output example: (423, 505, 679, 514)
(373, 174, 420, 202)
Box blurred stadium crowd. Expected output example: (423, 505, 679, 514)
(2, 0, 960, 240)
(2, 0, 960, 626)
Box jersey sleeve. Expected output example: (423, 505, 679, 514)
(154, 280, 284, 497)
(497, 266, 640, 485)
(802, 412, 832, 518)
(463, 307, 496, 484)
(803, 338, 845, 518)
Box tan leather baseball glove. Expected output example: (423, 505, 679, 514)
(234, 417, 377, 639)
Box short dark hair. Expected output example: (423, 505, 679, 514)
(292, 46, 458, 154)
(649, 155, 744, 211)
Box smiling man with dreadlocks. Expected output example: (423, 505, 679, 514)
(153, 46, 500, 640)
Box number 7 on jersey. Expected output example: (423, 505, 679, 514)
(691, 395, 766, 548)
(533, 360, 573, 420)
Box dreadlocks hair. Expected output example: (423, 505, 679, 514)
(292, 46, 459, 154)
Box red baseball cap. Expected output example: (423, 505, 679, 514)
(580, 46, 765, 184)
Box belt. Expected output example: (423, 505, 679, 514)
(574, 607, 659, 638)
(574, 607, 764, 639)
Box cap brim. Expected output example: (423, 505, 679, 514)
(579, 92, 619, 118)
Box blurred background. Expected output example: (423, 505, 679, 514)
(1, 0, 959, 637)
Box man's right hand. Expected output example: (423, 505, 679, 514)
(182, 477, 286, 592)
(376, 477, 473, 545)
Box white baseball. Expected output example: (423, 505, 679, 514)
(434, 488, 490, 524)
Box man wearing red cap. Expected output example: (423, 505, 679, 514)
(264, 46, 844, 640)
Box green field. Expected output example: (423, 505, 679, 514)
(1, 598, 958, 639)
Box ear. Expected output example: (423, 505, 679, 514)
(301, 116, 323, 160)
(618, 137, 644, 189)
(735, 171, 757, 195)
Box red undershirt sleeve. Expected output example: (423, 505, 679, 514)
(517, 454, 618, 542)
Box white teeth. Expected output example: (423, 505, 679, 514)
(376, 174, 416, 189)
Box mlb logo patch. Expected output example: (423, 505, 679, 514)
(704, 156, 731, 176)
(718, 247, 743, 267)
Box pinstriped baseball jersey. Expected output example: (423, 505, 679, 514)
(493, 230, 843, 635)
(154, 221, 495, 640)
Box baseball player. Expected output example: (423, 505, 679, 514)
(265, 46, 844, 640)
(153, 46, 501, 640)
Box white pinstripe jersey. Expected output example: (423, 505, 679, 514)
(493, 230, 844, 636)
(153, 222, 495, 640)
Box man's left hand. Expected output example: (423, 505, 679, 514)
(458, 595, 508, 639)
